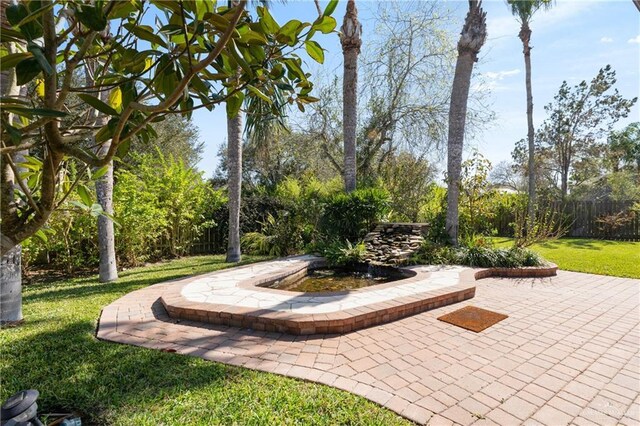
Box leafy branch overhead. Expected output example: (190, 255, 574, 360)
(0, 0, 336, 255)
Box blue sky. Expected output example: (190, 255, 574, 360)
(193, 0, 640, 177)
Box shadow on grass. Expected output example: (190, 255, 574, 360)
(1, 319, 242, 425)
(23, 257, 270, 305)
(22, 273, 197, 305)
(537, 238, 615, 250)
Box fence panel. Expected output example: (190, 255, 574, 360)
(492, 200, 639, 241)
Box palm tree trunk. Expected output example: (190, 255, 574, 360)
(521, 21, 536, 226)
(340, 0, 362, 193)
(226, 112, 243, 263)
(446, 54, 476, 246)
(95, 140, 118, 282)
(445, 0, 487, 246)
(86, 60, 118, 282)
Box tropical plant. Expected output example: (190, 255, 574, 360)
(224, 1, 337, 263)
(320, 240, 366, 267)
(445, 0, 487, 246)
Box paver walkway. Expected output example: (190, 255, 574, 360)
(98, 269, 640, 425)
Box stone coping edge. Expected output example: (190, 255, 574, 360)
(161, 284, 476, 335)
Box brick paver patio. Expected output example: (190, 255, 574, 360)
(97, 268, 640, 425)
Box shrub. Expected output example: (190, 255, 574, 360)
(319, 240, 367, 267)
(319, 187, 391, 242)
(409, 240, 544, 268)
(241, 211, 307, 257)
(22, 204, 99, 272)
(114, 152, 216, 263)
(23, 151, 217, 271)
(113, 169, 166, 265)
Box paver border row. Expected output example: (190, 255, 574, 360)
(159, 260, 557, 335)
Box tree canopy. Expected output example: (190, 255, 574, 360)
(0, 0, 337, 254)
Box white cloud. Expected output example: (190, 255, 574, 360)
(628, 35, 640, 44)
(486, 15, 520, 41)
(600, 37, 613, 43)
(473, 69, 521, 93)
(485, 69, 521, 81)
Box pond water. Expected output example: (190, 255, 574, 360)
(263, 266, 410, 293)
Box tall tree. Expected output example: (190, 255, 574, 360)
(538, 66, 636, 200)
(507, 0, 552, 225)
(445, 0, 487, 245)
(307, 2, 491, 185)
(340, 0, 362, 192)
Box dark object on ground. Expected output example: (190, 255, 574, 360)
(0, 389, 43, 425)
(437, 305, 508, 332)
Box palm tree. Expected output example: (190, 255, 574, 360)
(507, 0, 553, 226)
(445, 0, 487, 246)
(225, 0, 245, 263)
(340, 0, 362, 193)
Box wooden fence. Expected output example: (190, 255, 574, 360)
(491, 200, 640, 240)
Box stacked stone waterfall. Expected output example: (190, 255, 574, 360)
(362, 223, 429, 266)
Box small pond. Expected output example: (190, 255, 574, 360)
(260, 264, 414, 293)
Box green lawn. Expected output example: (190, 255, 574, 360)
(493, 238, 640, 279)
(0, 255, 409, 426)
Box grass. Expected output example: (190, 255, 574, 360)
(493, 238, 640, 279)
(0, 255, 409, 426)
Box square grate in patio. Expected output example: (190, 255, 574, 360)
(437, 305, 508, 332)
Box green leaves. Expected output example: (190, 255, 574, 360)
(92, 165, 110, 180)
(76, 184, 93, 206)
(257, 6, 280, 34)
(78, 94, 120, 117)
(27, 43, 54, 76)
(278, 20, 305, 46)
(7, 42, 53, 86)
(0, 106, 67, 118)
(74, 3, 108, 31)
(0, 52, 33, 71)
(16, 58, 42, 86)
(312, 16, 337, 34)
(5, 2, 44, 41)
(324, 0, 339, 16)
(305, 41, 324, 64)
(226, 91, 245, 118)
(123, 24, 167, 48)
(247, 85, 271, 104)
